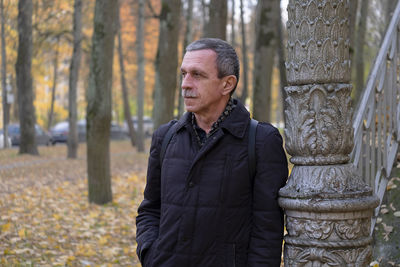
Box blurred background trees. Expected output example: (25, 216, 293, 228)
(0, 0, 397, 201)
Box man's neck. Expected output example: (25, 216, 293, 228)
(193, 113, 218, 134)
(193, 98, 231, 134)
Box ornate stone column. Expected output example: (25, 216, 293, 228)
(279, 1, 379, 266)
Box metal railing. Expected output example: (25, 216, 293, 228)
(351, 1, 400, 231)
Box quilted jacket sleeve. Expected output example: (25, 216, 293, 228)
(135, 123, 171, 263)
(247, 124, 288, 266)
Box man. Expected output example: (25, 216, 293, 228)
(136, 38, 288, 266)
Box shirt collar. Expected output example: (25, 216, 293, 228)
(191, 97, 235, 147)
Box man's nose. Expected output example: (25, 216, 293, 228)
(181, 75, 192, 90)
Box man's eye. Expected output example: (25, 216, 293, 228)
(181, 72, 187, 77)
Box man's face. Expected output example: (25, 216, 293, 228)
(180, 49, 228, 117)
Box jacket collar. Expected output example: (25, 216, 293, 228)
(219, 98, 250, 139)
(175, 112, 191, 132)
(174, 98, 250, 139)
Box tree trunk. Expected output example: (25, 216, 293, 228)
(117, 5, 136, 147)
(354, 0, 369, 105)
(204, 0, 227, 39)
(135, 0, 145, 152)
(16, 0, 38, 155)
(201, 0, 208, 35)
(1, 0, 9, 148)
(11, 74, 18, 122)
(348, 0, 358, 73)
(67, 0, 82, 159)
(238, 0, 248, 104)
(252, 0, 279, 122)
(86, 0, 118, 204)
(230, 0, 235, 46)
(277, 2, 287, 126)
(47, 38, 59, 130)
(385, 0, 397, 28)
(178, 0, 194, 118)
(153, 0, 181, 129)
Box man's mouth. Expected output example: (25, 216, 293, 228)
(182, 89, 197, 98)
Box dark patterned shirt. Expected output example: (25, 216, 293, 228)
(191, 97, 235, 147)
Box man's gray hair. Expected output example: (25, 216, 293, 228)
(186, 38, 240, 92)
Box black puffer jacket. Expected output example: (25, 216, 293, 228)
(136, 99, 288, 267)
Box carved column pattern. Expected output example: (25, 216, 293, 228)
(279, 0, 379, 266)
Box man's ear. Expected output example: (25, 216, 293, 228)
(221, 75, 237, 96)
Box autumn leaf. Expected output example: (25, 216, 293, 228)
(0, 141, 147, 265)
(381, 223, 394, 241)
(1, 222, 11, 232)
(18, 228, 27, 238)
(380, 208, 389, 214)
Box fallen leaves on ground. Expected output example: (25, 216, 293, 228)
(381, 222, 394, 241)
(0, 141, 148, 266)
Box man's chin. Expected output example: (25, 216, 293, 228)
(183, 102, 196, 113)
(185, 107, 195, 113)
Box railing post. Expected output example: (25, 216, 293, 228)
(279, 0, 379, 266)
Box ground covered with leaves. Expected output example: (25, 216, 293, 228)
(0, 141, 148, 266)
(372, 165, 400, 267)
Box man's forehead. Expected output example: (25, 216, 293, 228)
(181, 49, 217, 69)
(183, 49, 216, 61)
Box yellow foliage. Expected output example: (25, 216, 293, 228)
(98, 236, 109, 245)
(18, 228, 27, 238)
(1, 0, 163, 126)
(3, 248, 14, 255)
(66, 255, 76, 265)
(75, 243, 97, 257)
(1, 222, 11, 233)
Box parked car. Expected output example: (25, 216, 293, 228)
(110, 122, 128, 140)
(123, 116, 154, 137)
(7, 123, 52, 146)
(0, 132, 12, 148)
(50, 120, 86, 144)
(50, 119, 127, 143)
